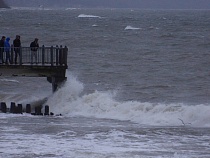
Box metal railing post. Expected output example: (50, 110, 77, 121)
(50, 46, 53, 66)
(56, 45, 59, 66)
(64, 46, 68, 66)
(59, 45, 63, 65)
(42, 45, 45, 65)
(11, 45, 14, 64)
(19, 46, 22, 65)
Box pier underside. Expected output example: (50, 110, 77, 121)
(0, 64, 67, 92)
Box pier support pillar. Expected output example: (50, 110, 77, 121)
(47, 77, 66, 92)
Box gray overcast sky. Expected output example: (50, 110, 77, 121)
(6, 0, 210, 9)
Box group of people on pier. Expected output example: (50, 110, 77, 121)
(0, 35, 39, 65)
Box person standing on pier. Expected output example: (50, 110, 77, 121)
(13, 35, 21, 64)
(30, 38, 39, 64)
(4, 37, 11, 65)
(0, 36, 5, 64)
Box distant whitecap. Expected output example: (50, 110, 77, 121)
(65, 8, 77, 10)
(78, 14, 101, 18)
(124, 25, 141, 30)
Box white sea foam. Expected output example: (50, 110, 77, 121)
(0, 128, 190, 158)
(46, 73, 210, 127)
(78, 14, 101, 18)
(0, 78, 20, 83)
(92, 24, 98, 27)
(125, 25, 141, 30)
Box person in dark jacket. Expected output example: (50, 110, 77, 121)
(13, 35, 21, 64)
(0, 36, 5, 64)
(30, 38, 39, 64)
(4, 37, 11, 64)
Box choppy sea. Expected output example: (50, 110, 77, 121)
(0, 7, 210, 158)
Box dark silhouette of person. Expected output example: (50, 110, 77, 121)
(4, 37, 11, 64)
(30, 38, 39, 64)
(0, 36, 5, 64)
(13, 35, 21, 64)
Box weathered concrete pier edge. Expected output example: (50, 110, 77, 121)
(0, 45, 68, 92)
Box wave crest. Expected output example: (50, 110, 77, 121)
(78, 14, 101, 18)
(125, 25, 141, 30)
(46, 74, 210, 127)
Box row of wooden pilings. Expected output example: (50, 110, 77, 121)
(0, 102, 53, 116)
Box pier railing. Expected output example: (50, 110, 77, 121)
(1, 45, 68, 67)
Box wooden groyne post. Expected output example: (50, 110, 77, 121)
(0, 102, 53, 115)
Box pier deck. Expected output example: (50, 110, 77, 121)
(0, 45, 68, 92)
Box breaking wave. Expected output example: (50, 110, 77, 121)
(46, 73, 210, 127)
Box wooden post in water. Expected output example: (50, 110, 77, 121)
(44, 105, 49, 115)
(35, 106, 42, 115)
(10, 102, 16, 113)
(17, 104, 23, 114)
(0, 102, 7, 113)
(26, 104, 31, 114)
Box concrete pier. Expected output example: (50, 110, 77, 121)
(0, 45, 68, 92)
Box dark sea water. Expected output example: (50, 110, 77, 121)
(0, 8, 210, 158)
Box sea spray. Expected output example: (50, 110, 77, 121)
(46, 74, 210, 127)
(46, 73, 84, 114)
